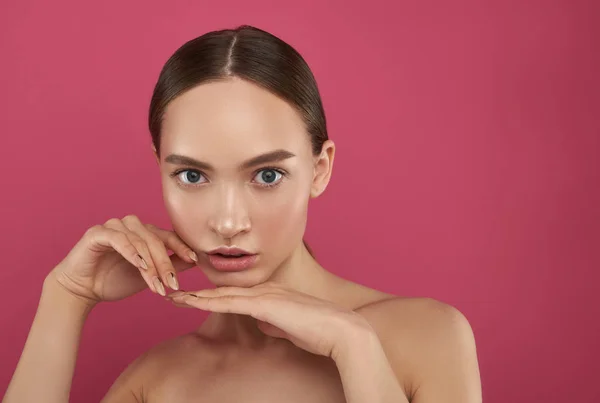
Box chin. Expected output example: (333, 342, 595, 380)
(197, 263, 277, 288)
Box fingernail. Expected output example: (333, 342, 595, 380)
(153, 277, 166, 296)
(167, 272, 179, 290)
(137, 254, 148, 270)
(188, 251, 198, 262)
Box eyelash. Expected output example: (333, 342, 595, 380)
(169, 166, 288, 189)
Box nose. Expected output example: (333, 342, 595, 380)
(208, 184, 251, 240)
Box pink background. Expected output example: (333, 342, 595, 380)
(1, 0, 598, 401)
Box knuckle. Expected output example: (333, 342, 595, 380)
(145, 234, 165, 252)
(126, 230, 143, 242)
(147, 243, 170, 262)
(85, 224, 103, 235)
(103, 217, 121, 226)
(113, 231, 129, 243)
(131, 239, 148, 255)
(124, 243, 139, 256)
(146, 229, 166, 244)
(121, 214, 140, 223)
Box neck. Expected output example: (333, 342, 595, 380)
(198, 241, 344, 348)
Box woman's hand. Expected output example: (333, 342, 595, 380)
(166, 282, 376, 360)
(48, 215, 198, 306)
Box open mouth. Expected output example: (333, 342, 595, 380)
(214, 253, 247, 258)
(212, 253, 252, 259)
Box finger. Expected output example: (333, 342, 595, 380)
(169, 253, 198, 273)
(166, 298, 195, 309)
(85, 226, 156, 293)
(103, 218, 159, 294)
(145, 223, 198, 266)
(144, 224, 199, 286)
(121, 216, 178, 294)
(167, 286, 265, 299)
(171, 293, 264, 318)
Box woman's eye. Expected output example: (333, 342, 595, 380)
(176, 170, 206, 185)
(172, 168, 285, 188)
(254, 169, 283, 186)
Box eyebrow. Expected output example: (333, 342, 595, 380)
(164, 149, 296, 171)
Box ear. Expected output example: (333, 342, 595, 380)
(310, 140, 335, 199)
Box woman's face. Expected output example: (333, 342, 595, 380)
(154, 77, 332, 287)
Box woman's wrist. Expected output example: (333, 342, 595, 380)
(4, 271, 96, 402)
(42, 272, 97, 317)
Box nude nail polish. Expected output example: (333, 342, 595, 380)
(153, 277, 166, 296)
(137, 254, 148, 270)
(168, 272, 179, 290)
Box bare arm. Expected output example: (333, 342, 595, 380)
(333, 327, 410, 403)
(3, 273, 145, 403)
(409, 300, 482, 403)
(3, 275, 95, 403)
(3, 217, 195, 402)
(340, 297, 482, 403)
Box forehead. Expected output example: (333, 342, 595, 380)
(160, 77, 309, 156)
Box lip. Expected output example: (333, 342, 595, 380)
(206, 246, 255, 256)
(204, 246, 258, 272)
(206, 253, 258, 272)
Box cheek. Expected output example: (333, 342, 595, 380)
(161, 183, 208, 245)
(251, 186, 309, 243)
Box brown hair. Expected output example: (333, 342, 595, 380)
(148, 24, 327, 258)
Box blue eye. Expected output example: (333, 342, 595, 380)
(169, 167, 287, 189)
(174, 170, 206, 185)
(254, 168, 285, 187)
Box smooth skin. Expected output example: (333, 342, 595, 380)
(3, 77, 482, 403)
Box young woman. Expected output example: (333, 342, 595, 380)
(4, 25, 482, 403)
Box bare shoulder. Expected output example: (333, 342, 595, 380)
(355, 295, 482, 402)
(356, 294, 473, 338)
(101, 332, 206, 402)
